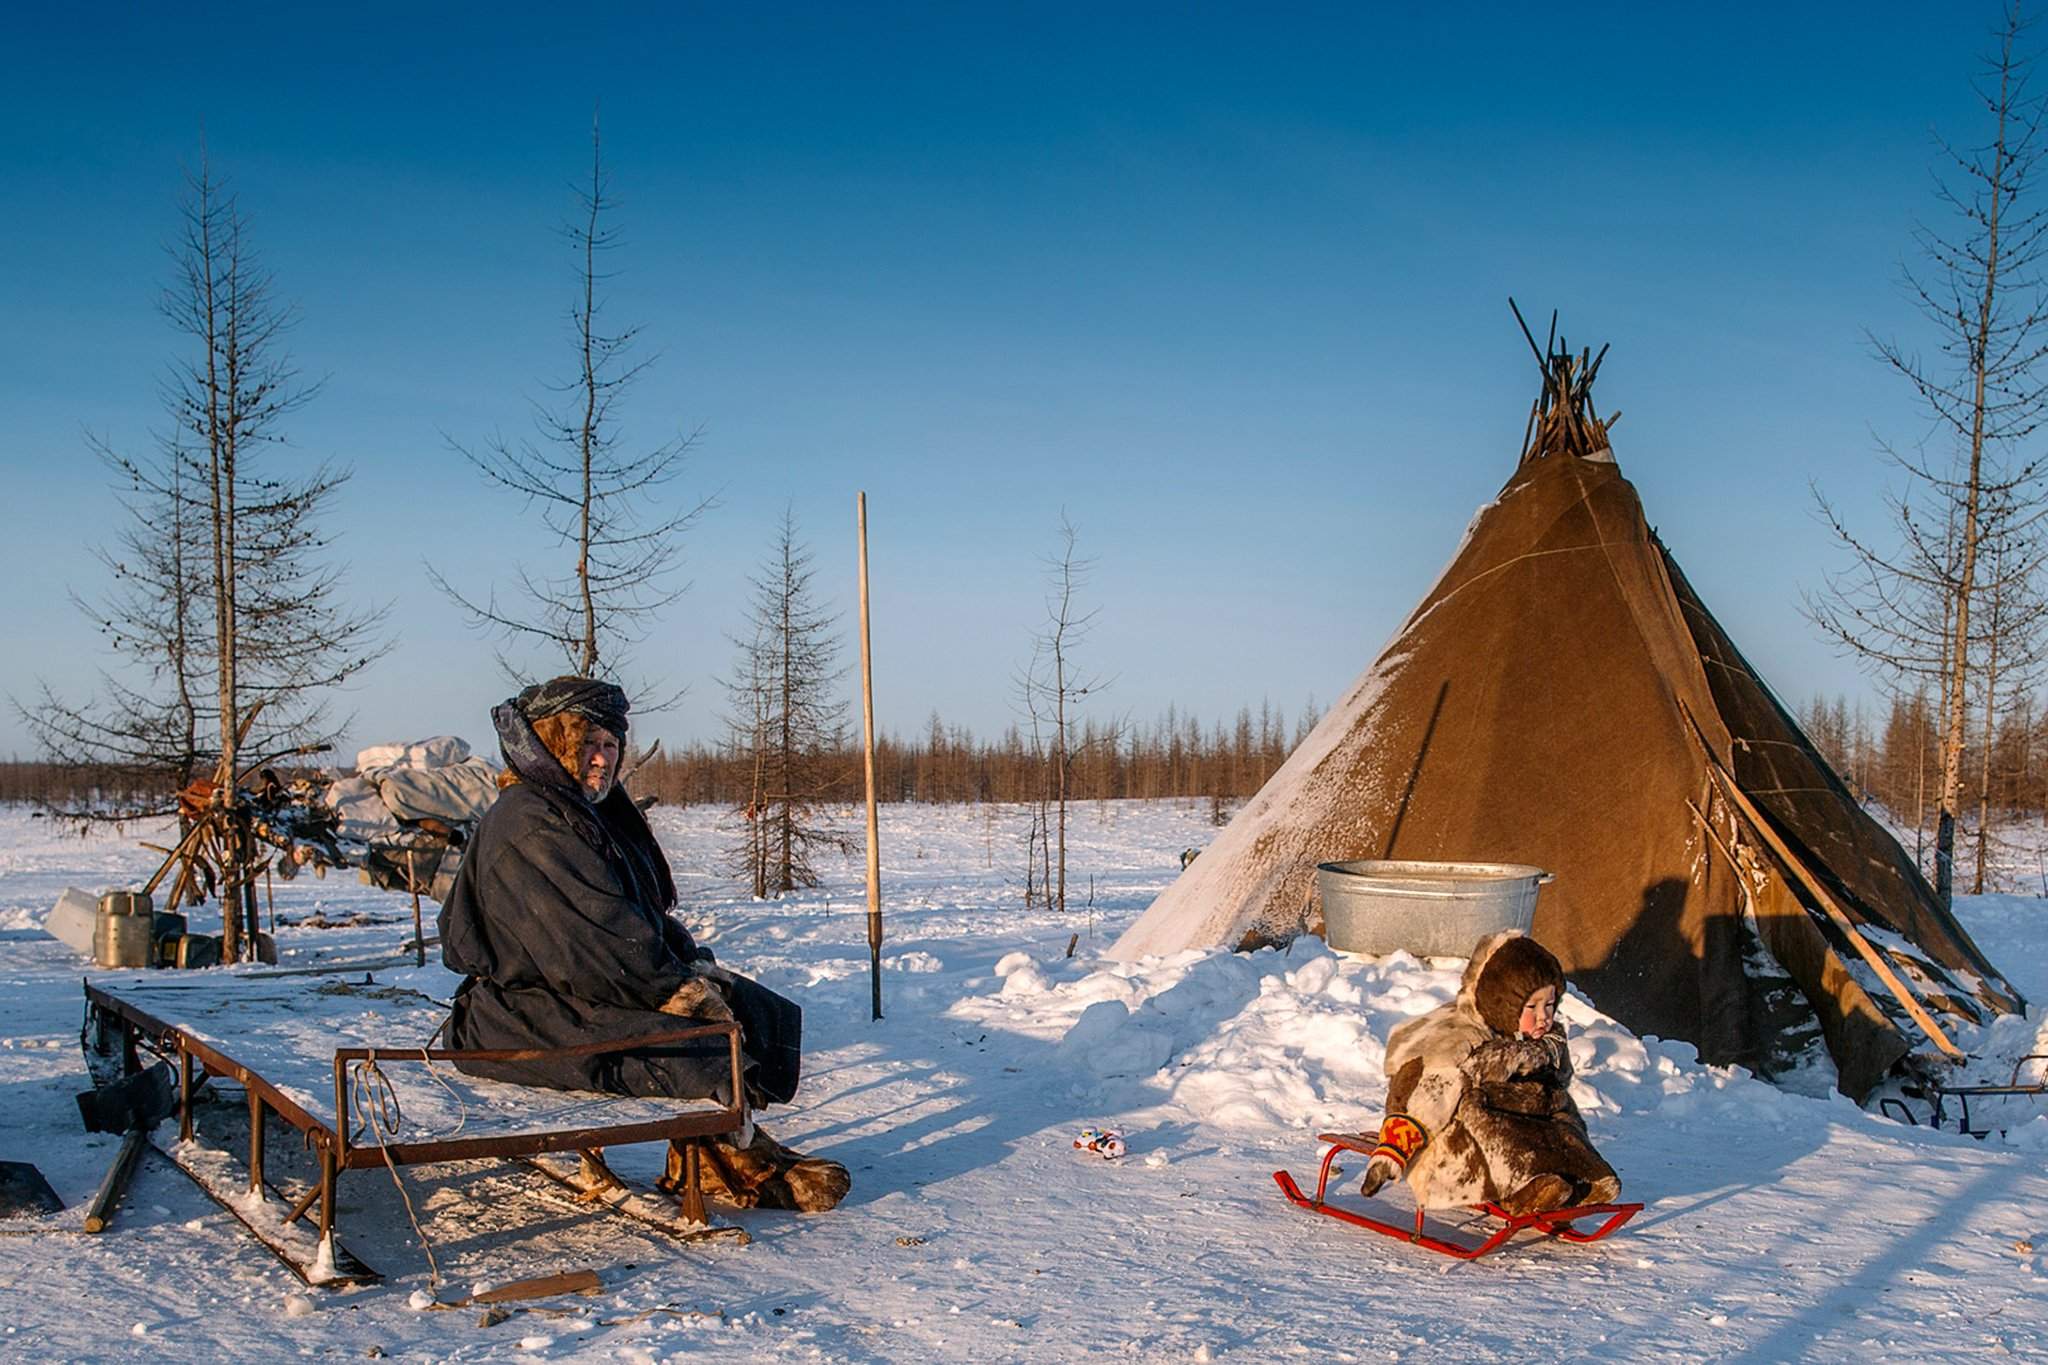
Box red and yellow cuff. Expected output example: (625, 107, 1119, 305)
(1370, 1113, 1428, 1168)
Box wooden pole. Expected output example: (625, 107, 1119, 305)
(82, 1127, 149, 1234)
(1675, 702, 1965, 1061)
(215, 701, 265, 963)
(407, 851, 426, 968)
(857, 492, 884, 1022)
(1707, 774, 1966, 1061)
(241, 827, 261, 958)
(177, 1044, 193, 1144)
(248, 1088, 266, 1197)
(141, 815, 214, 899)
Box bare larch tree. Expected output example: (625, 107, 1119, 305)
(432, 117, 707, 689)
(722, 509, 847, 895)
(22, 432, 210, 800)
(721, 622, 774, 898)
(21, 158, 387, 958)
(1966, 498, 2048, 888)
(1016, 514, 1112, 914)
(1809, 3, 2048, 905)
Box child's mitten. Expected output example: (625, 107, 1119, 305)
(1360, 1113, 1428, 1197)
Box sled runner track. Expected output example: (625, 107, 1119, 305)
(1273, 1132, 1642, 1261)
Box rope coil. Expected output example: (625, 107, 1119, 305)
(346, 1047, 470, 1293)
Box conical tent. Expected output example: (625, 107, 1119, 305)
(1109, 341, 2020, 1098)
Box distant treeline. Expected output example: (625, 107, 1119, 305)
(2, 701, 1325, 812)
(19, 692, 2048, 837)
(0, 762, 164, 812)
(1801, 691, 2048, 832)
(634, 702, 1325, 808)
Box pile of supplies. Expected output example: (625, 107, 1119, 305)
(321, 735, 499, 899)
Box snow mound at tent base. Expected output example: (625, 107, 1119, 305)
(961, 939, 2048, 1147)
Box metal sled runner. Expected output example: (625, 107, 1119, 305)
(1274, 1131, 1641, 1261)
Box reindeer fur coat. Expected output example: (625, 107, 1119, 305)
(1375, 930, 1619, 1212)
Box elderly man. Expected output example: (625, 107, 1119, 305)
(438, 676, 848, 1213)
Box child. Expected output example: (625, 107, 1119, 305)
(1359, 930, 1619, 1215)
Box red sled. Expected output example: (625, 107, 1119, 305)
(1273, 1131, 1642, 1261)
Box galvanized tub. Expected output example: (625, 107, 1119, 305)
(1316, 860, 1553, 958)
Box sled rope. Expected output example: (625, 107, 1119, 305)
(349, 1051, 451, 1291)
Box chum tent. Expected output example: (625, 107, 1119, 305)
(1109, 331, 2022, 1099)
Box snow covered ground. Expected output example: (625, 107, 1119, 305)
(3, 798, 2047, 1362)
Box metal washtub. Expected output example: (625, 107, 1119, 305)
(1316, 860, 1554, 957)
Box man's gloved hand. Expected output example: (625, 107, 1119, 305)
(1360, 1153, 1402, 1198)
(658, 976, 735, 1022)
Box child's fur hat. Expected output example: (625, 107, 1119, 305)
(1472, 933, 1565, 1035)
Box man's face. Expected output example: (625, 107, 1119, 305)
(579, 726, 622, 801)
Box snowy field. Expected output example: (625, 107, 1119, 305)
(3, 799, 2048, 1363)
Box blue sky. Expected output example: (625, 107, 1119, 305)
(0, 3, 2004, 759)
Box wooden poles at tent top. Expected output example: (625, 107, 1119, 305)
(1510, 299, 1620, 465)
(858, 492, 884, 1022)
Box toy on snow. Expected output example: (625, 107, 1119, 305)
(1274, 1131, 1642, 1261)
(1073, 1128, 1126, 1160)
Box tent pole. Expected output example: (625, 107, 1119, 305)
(857, 492, 884, 1023)
(1675, 701, 1965, 1060)
(1696, 774, 1966, 1062)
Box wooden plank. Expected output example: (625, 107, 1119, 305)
(1671, 704, 1966, 1061)
(82, 1128, 149, 1234)
(471, 1269, 601, 1304)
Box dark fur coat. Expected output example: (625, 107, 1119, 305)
(437, 708, 801, 1107)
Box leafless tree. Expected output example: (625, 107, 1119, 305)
(1810, 3, 2048, 905)
(721, 509, 847, 895)
(721, 622, 773, 899)
(431, 117, 708, 692)
(20, 158, 387, 956)
(1016, 514, 1114, 913)
(174, 161, 386, 962)
(1966, 503, 2048, 888)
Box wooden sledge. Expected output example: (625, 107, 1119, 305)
(1274, 1132, 1642, 1261)
(83, 980, 752, 1286)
